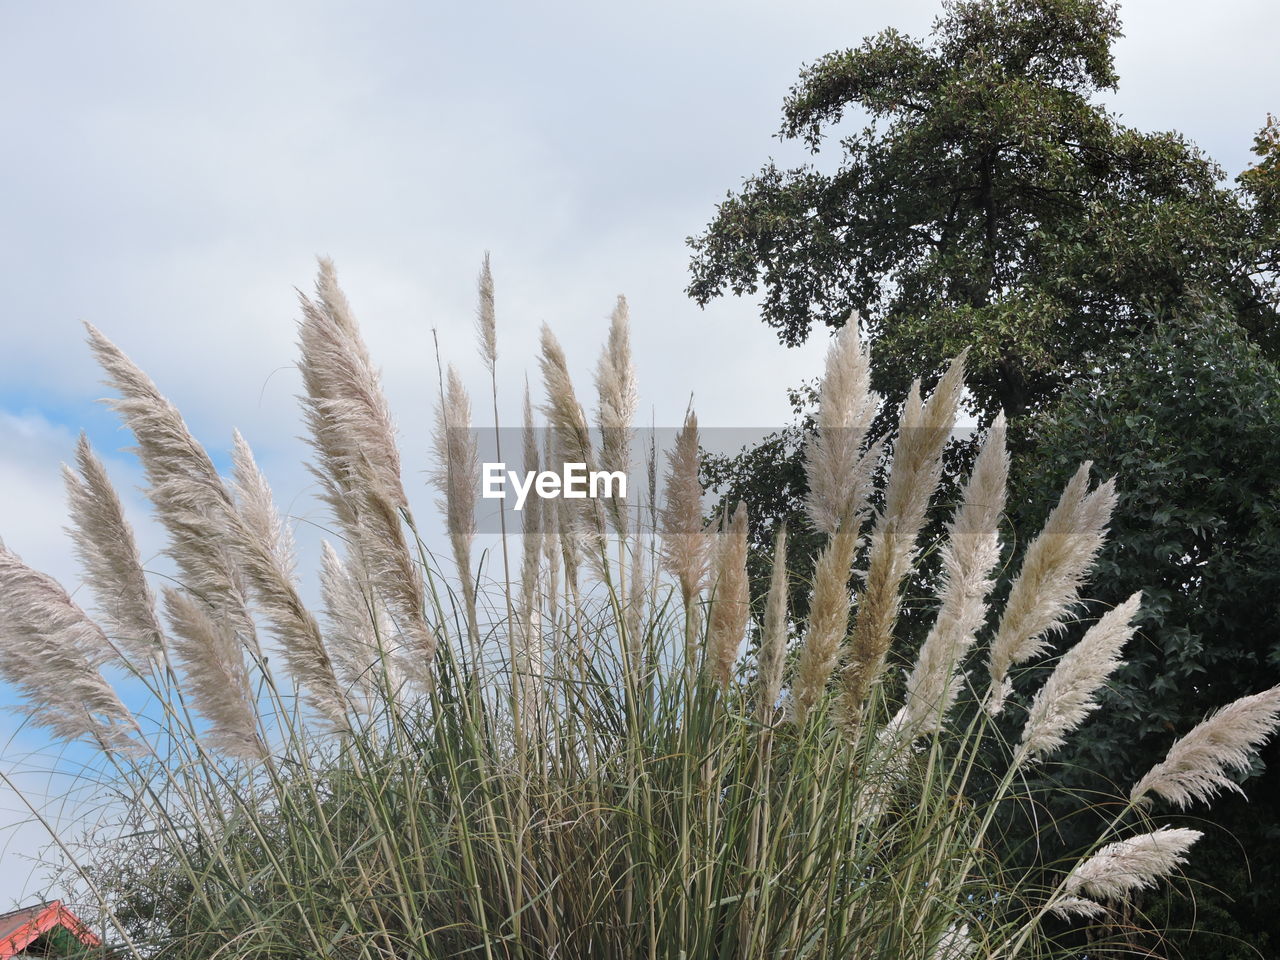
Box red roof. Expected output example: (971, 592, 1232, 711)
(0, 901, 100, 958)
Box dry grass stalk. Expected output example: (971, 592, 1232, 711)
(230, 432, 346, 728)
(804, 322, 878, 537)
(0, 546, 137, 749)
(1018, 592, 1141, 761)
(1063, 827, 1202, 903)
(898, 413, 1008, 737)
(595, 296, 637, 538)
(985, 462, 1116, 715)
(1131, 685, 1280, 808)
(297, 260, 437, 678)
(432, 364, 481, 651)
(839, 352, 966, 730)
(706, 502, 750, 688)
(756, 525, 789, 724)
(162, 586, 264, 759)
(63, 434, 166, 665)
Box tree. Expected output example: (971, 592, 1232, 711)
(687, 0, 1277, 420)
(1241, 113, 1280, 297)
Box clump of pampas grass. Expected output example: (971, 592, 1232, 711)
(1, 259, 1277, 960)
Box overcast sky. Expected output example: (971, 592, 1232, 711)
(1, 0, 1277, 913)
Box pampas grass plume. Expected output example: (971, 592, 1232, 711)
(595, 296, 637, 538)
(659, 410, 708, 615)
(1017, 592, 1141, 761)
(791, 513, 860, 725)
(804, 322, 878, 537)
(540, 325, 608, 577)
(85, 323, 258, 649)
(1064, 827, 1202, 903)
(162, 585, 264, 759)
(0, 546, 137, 750)
(476, 252, 497, 372)
(297, 260, 436, 674)
(432, 364, 481, 650)
(63, 433, 166, 665)
(929, 922, 974, 960)
(230, 431, 346, 728)
(1131, 685, 1280, 808)
(320, 540, 398, 705)
(900, 413, 1008, 735)
(985, 463, 1117, 715)
(706, 502, 750, 688)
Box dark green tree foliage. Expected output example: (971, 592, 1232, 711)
(1241, 113, 1280, 292)
(687, 0, 1277, 419)
(1009, 317, 1280, 956)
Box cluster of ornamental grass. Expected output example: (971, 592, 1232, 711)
(2, 259, 1278, 960)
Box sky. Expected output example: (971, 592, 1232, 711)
(1, 0, 1277, 912)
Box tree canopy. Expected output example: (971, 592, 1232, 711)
(688, 0, 1278, 418)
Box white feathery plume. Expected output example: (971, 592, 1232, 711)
(62, 433, 166, 666)
(804, 321, 878, 536)
(929, 922, 974, 960)
(297, 260, 437, 678)
(85, 323, 258, 650)
(539, 325, 608, 576)
(476, 252, 496, 373)
(899, 413, 1008, 736)
(854, 727, 916, 824)
(230, 432, 347, 728)
(162, 586, 264, 759)
(1064, 827, 1202, 903)
(595, 295, 637, 538)
(319, 541, 403, 708)
(790, 514, 861, 725)
(1017, 592, 1141, 762)
(1047, 897, 1109, 921)
(706, 502, 750, 689)
(432, 364, 481, 650)
(1131, 685, 1280, 809)
(541, 424, 583, 600)
(0, 546, 137, 750)
(757, 525, 789, 724)
(539, 325, 594, 469)
(659, 410, 709, 630)
(298, 258, 403, 512)
(985, 463, 1117, 715)
(841, 351, 967, 730)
